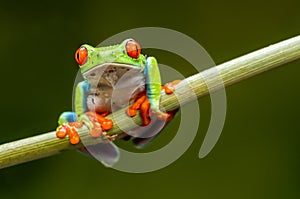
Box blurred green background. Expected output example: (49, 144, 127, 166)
(1, 0, 299, 198)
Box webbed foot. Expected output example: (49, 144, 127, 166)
(56, 111, 114, 144)
(126, 95, 151, 126)
(56, 122, 83, 144)
(126, 80, 181, 124)
(126, 94, 173, 125)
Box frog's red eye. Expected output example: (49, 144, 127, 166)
(75, 46, 88, 66)
(126, 40, 141, 59)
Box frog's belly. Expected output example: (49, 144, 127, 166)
(86, 67, 145, 113)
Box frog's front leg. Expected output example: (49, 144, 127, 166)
(56, 81, 113, 144)
(143, 57, 168, 119)
(127, 57, 179, 124)
(75, 81, 114, 138)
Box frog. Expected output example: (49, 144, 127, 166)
(56, 39, 180, 166)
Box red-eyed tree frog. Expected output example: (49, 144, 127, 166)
(56, 39, 179, 166)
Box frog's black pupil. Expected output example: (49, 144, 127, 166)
(76, 52, 80, 60)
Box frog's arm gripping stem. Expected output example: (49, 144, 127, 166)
(144, 57, 163, 115)
(75, 81, 90, 116)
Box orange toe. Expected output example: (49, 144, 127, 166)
(163, 80, 181, 94)
(101, 120, 113, 131)
(56, 127, 67, 138)
(68, 127, 80, 144)
(164, 85, 175, 94)
(69, 134, 80, 144)
(127, 108, 138, 117)
(93, 113, 113, 131)
(140, 98, 151, 126)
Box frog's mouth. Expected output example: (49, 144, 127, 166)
(82, 62, 144, 88)
(83, 62, 140, 76)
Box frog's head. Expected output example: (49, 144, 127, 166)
(74, 39, 146, 77)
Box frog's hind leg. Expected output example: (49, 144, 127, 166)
(78, 112, 118, 167)
(132, 109, 178, 148)
(56, 112, 83, 144)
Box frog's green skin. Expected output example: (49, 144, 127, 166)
(57, 39, 165, 167)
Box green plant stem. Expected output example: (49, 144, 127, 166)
(1, 35, 300, 169)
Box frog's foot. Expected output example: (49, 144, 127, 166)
(126, 95, 170, 125)
(126, 80, 181, 125)
(84, 112, 113, 138)
(127, 95, 146, 117)
(126, 95, 151, 126)
(56, 122, 83, 145)
(162, 80, 181, 94)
